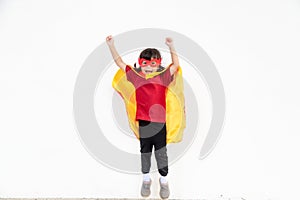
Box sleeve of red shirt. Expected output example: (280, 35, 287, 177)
(125, 65, 136, 83)
(161, 66, 174, 86)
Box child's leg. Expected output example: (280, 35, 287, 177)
(153, 123, 168, 177)
(140, 140, 153, 175)
(139, 120, 154, 175)
(153, 123, 170, 199)
(139, 128, 153, 198)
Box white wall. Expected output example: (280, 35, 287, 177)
(0, 0, 300, 199)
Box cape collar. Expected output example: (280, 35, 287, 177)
(127, 64, 172, 80)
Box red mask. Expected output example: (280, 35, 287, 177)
(138, 58, 162, 67)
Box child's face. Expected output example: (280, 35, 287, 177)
(139, 58, 161, 75)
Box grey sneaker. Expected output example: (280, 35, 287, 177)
(141, 179, 152, 197)
(159, 178, 170, 199)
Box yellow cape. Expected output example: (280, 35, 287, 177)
(112, 65, 186, 143)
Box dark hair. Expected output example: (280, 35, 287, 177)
(139, 48, 161, 60)
(134, 48, 164, 72)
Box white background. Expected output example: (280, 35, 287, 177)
(1, 0, 300, 199)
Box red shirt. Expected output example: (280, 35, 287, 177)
(125, 65, 173, 123)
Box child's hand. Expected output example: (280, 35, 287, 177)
(165, 37, 174, 47)
(106, 35, 114, 46)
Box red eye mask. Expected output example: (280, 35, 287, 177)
(138, 58, 162, 67)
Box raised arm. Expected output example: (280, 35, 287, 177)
(165, 37, 179, 75)
(106, 35, 126, 71)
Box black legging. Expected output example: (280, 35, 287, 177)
(139, 120, 168, 176)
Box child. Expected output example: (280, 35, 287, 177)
(106, 35, 185, 199)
